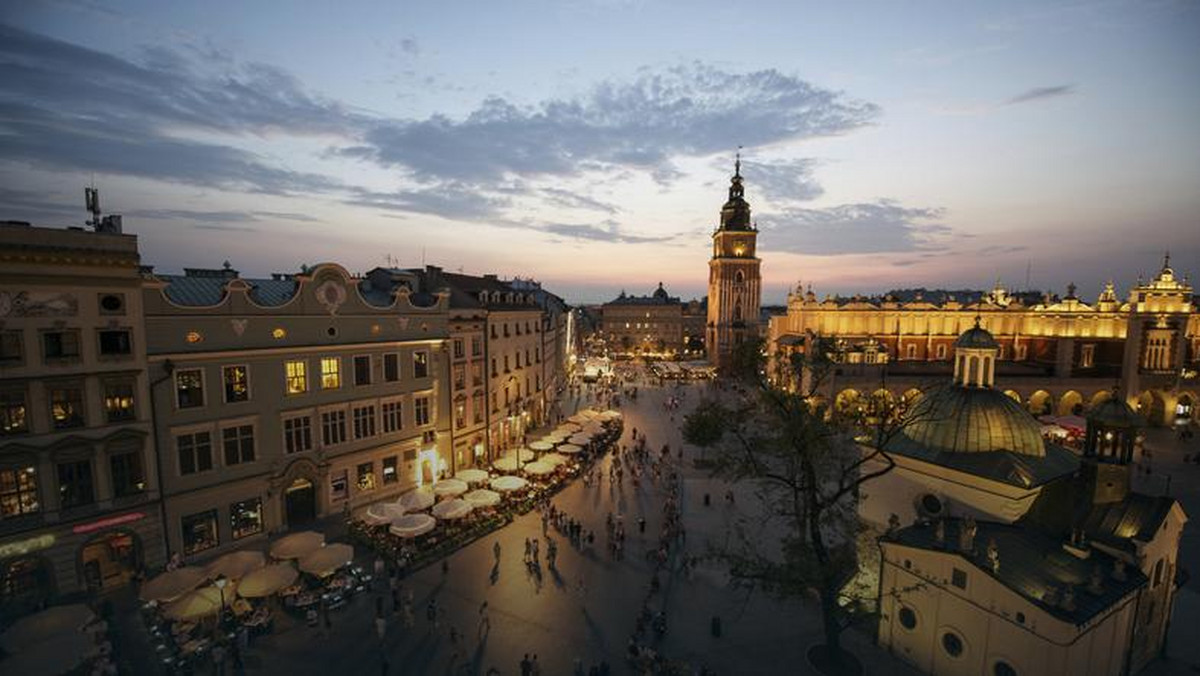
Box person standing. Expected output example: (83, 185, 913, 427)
(493, 540, 502, 564)
(478, 600, 490, 636)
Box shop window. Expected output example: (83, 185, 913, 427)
(175, 368, 205, 409)
(285, 360, 308, 395)
(50, 386, 85, 429)
(0, 465, 39, 516)
(42, 330, 80, 361)
(230, 498, 263, 539)
(56, 459, 94, 508)
(181, 509, 219, 555)
(320, 357, 341, 389)
(414, 396, 430, 426)
(356, 462, 376, 492)
(951, 568, 968, 590)
(321, 410, 347, 446)
(0, 331, 23, 364)
(1, 558, 50, 610)
(941, 631, 964, 658)
(413, 351, 429, 379)
(354, 355, 372, 386)
(382, 456, 398, 484)
(283, 415, 313, 454)
(222, 424, 256, 465)
(329, 470, 348, 502)
(177, 431, 213, 475)
(381, 400, 403, 433)
(110, 451, 145, 497)
(97, 329, 132, 357)
(104, 381, 136, 422)
(1, 389, 29, 435)
(383, 353, 399, 382)
(223, 365, 250, 403)
(353, 405, 377, 439)
(906, 344, 917, 360)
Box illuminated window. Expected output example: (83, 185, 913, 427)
(0, 465, 39, 516)
(223, 365, 250, 403)
(182, 509, 218, 555)
(382, 456, 398, 484)
(320, 357, 341, 389)
(1, 389, 29, 435)
(176, 369, 204, 408)
(413, 351, 429, 379)
(285, 360, 307, 395)
(1080, 344, 1095, 369)
(231, 498, 262, 539)
(50, 386, 85, 428)
(104, 381, 136, 422)
(356, 462, 376, 492)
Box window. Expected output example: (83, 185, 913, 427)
(455, 401, 466, 429)
(504, 355, 510, 372)
(491, 358, 497, 377)
(98, 293, 124, 314)
(1080, 344, 1095, 369)
(951, 568, 968, 589)
(1153, 558, 1165, 587)
(353, 404, 377, 439)
(222, 424, 255, 465)
(176, 369, 204, 408)
(56, 459, 94, 508)
(329, 470, 348, 502)
(472, 363, 483, 387)
(536, 373, 541, 392)
(898, 606, 917, 631)
(50, 386, 85, 428)
(97, 329, 131, 356)
(181, 510, 219, 555)
(382, 456, 398, 484)
(0, 331, 23, 363)
(535, 347, 540, 363)
(471, 337, 482, 356)
(1015, 612, 1025, 625)
(176, 431, 213, 476)
(516, 352, 522, 368)
(0, 465, 39, 517)
(472, 393, 484, 424)
(283, 415, 313, 454)
(320, 357, 341, 389)
(223, 365, 249, 403)
(110, 452, 145, 497)
(906, 344, 917, 360)
(453, 364, 466, 390)
(230, 498, 263, 539)
(356, 462, 376, 491)
(414, 396, 430, 426)
(285, 360, 308, 395)
(453, 339, 464, 359)
(994, 661, 1018, 676)
(1, 390, 29, 435)
(354, 355, 372, 386)
(941, 631, 964, 658)
(381, 400, 402, 433)
(101, 381, 136, 423)
(413, 351, 429, 378)
(383, 353, 399, 382)
(1015, 344, 1027, 361)
(936, 344, 947, 360)
(42, 330, 80, 361)
(321, 410, 347, 446)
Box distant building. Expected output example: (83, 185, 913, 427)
(601, 284, 684, 358)
(707, 156, 762, 370)
(0, 221, 167, 615)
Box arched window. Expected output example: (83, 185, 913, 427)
(733, 304, 742, 321)
(735, 270, 745, 284)
(1153, 558, 1165, 587)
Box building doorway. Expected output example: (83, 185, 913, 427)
(284, 477, 316, 526)
(79, 531, 139, 594)
(420, 458, 434, 485)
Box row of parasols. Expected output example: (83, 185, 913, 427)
(492, 408, 621, 473)
(140, 532, 353, 622)
(358, 472, 529, 538)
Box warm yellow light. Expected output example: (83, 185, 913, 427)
(185, 331, 202, 343)
(272, 328, 286, 339)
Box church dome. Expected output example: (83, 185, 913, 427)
(900, 386, 1045, 457)
(954, 323, 998, 349)
(652, 282, 670, 301)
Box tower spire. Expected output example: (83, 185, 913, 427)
(735, 146, 742, 178)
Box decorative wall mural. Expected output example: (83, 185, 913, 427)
(315, 281, 347, 316)
(0, 291, 78, 317)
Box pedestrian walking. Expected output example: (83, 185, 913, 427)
(493, 540, 502, 563)
(521, 653, 533, 676)
(478, 600, 490, 635)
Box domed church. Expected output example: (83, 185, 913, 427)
(866, 323, 1187, 676)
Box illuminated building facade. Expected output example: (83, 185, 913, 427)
(866, 325, 1187, 675)
(768, 257, 1198, 425)
(0, 221, 166, 616)
(144, 263, 452, 560)
(707, 156, 762, 370)
(602, 284, 685, 357)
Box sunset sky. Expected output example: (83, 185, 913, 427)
(1, 0, 1197, 303)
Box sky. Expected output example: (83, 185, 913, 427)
(1, 0, 1198, 304)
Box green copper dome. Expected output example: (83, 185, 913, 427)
(900, 385, 1045, 457)
(954, 324, 999, 350)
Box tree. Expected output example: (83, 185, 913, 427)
(683, 339, 924, 675)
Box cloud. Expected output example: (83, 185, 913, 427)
(539, 188, 619, 214)
(540, 220, 676, 244)
(759, 200, 949, 255)
(738, 157, 824, 204)
(399, 37, 420, 56)
(337, 63, 878, 184)
(344, 183, 511, 221)
(1006, 85, 1075, 105)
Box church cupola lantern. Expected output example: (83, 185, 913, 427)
(952, 317, 999, 388)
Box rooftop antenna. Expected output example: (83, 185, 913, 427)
(421, 246, 426, 268)
(84, 181, 101, 229)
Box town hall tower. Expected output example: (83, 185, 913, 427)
(706, 155, 762, 370)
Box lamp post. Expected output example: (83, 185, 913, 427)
(214, 575, 228, 630)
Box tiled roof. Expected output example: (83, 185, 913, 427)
(157, 275, 298, 307)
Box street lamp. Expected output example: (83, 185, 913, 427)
(214, 575, 228, 629)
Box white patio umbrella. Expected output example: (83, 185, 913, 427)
(433, 478, 469, 497)
(463, 489, 501, 508)
(558, 423, 581, 433)
(568, 434, 592, 445)
(363, 501, 406, 526)
(523, 461, 555, 476)
(580, 409, 600, 419)
(399, 488, 436, 511)
(298, 543, 354, 577)
(455, 468, 490, 484)
(0, 604, 95, 653)
(600, 409, 622, 419)
(140, 567, 207, 603)
(0, 628, 95, 675)
(557, 443, 583, 455)
(540, 452, 568, 466)
(270, 531, 325, 560)
(489, 475, 528, 492)
(164, 582, 237, 621)
(528, 440, 554, 452)
(389, 513, 436, 538)
(567, 414, 588, 424)
(431, 498, 474, 520)
(492, 456, 520, 472)
(205, 550, 266, 581)
(237, 563, 299, 598)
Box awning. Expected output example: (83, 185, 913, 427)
(164, 582, 237, 621)
(523, 461, 555, 476)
